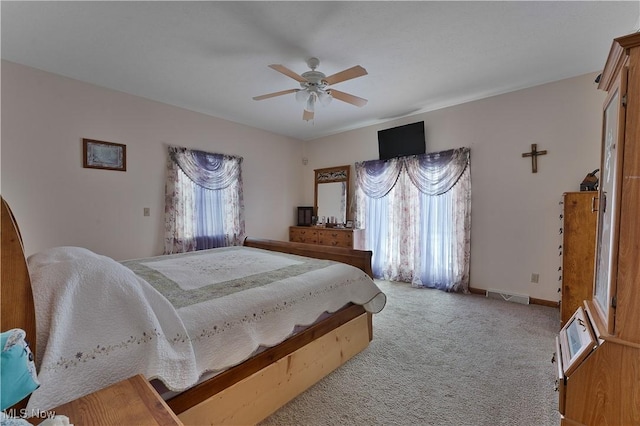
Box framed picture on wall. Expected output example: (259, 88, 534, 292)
(83, 138, 127, 171)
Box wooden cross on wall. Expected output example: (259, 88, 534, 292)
(522, 144, 548, 173)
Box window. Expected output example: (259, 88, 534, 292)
(164, 146, 244, 254)
(355, 148, 471, 292)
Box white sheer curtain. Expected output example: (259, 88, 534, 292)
(355, 148, 471, 292)
(164, 145, 245, 254)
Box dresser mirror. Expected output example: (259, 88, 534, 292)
(314, 165, 350, 225)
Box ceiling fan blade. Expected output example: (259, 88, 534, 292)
(269, 64, 307, 83)
(329, 89, 368, 107)
(253, 88, 298, 101)
(303, 109, 314, 121)
(323, 65, 367, 86)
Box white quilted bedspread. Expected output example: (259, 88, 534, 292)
(26, 246, 385, 411)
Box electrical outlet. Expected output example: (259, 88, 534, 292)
(531, 273, 539, 284)
(143, 207, 150, 217)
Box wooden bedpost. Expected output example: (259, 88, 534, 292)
(1, 197, 37, 359)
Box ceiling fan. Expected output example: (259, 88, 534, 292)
(253, 57, 368, 121)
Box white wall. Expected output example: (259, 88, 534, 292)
(304, 73, 605, 302)
(1, 61, 304, 260)
(1, 61, 606, 303)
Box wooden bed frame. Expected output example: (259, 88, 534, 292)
(0, 197, 375, 425)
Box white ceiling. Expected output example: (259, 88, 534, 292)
(2, 1, 638, 141)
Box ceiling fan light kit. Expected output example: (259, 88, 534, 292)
(305, 93, 316, 113)
(253, 57, 368, 121)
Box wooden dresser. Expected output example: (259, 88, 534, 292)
(289, 226, 364, 249)
(560, 192, 597, 326)
(555, 32, 640, 426)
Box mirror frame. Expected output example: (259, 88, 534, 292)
(314, 165, 350, 224)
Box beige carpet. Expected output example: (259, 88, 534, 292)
(260, 280, 561, 426)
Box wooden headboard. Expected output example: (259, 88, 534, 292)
(1, 197, 37, 357)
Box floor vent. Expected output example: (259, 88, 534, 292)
(486, 289, 530, 305)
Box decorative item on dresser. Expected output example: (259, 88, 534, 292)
(553, 31, 640, 426)
(289, 226, 364, 250)
(560, 192, 597, 326)
(297, 206, 314, 226)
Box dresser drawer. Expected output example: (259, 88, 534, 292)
(317, 230, 352, 248)
(289, 227, 318, 244)
(289, 226, 363, 249)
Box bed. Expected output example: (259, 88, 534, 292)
(0, 197, 385, 425)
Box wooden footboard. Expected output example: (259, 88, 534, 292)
(167, 304, 371, 413)
(243, 237, 373, 278)
(175, 309, 372, 425)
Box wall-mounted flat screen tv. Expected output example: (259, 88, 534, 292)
(378, 121, 426, 160)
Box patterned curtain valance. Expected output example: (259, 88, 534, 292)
(168, 145, 243, 190)
(355, 147, 470, 198)
(405, 147, 470, 196)
(354, 157, 403, 198)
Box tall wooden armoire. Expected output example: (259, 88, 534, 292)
(560, 192, 597, 326)
(554, 32, 640, 425)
